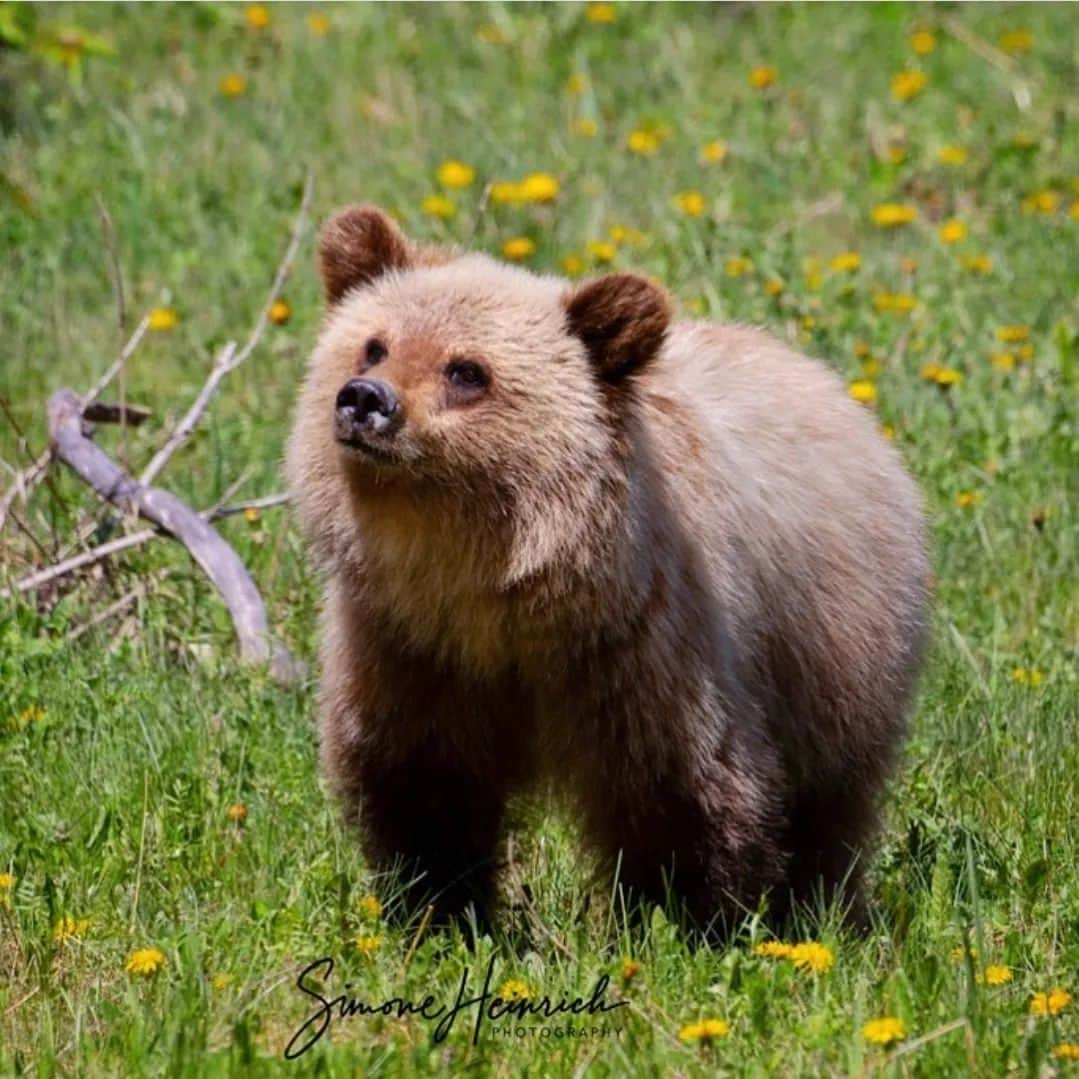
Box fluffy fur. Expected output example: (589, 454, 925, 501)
(286, 206, 930, 933)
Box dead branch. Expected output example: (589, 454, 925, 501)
(46, 389, 303, 683)
(0, 312, 151, 534)
(138, 173, 313, 487)
(83, 401, 152, 427)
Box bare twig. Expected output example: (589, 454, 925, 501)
(83, 401, 152, 427)
(0, 312, 151, 534)
(46, 389, 302, 682)
(138, 173, 314, 487)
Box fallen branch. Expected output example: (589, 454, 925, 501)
(139, 172, 313, 487)
(46, 389, 303, 683)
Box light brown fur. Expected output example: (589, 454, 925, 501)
(286, 206, 930, 933)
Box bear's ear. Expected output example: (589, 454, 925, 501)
(318, 205, 412, 305)
(564, 273, 672, 381)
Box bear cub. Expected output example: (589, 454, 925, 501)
(286, 205, 929, 934)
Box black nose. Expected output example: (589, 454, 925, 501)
(335, 378, 399, 431)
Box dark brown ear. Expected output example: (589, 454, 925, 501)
(318, 205, 412, 305)
(564, 273, 672, 380)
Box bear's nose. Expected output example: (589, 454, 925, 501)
(335, 378, 400, 435)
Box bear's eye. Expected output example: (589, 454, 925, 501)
(445, 360, 489, 392)
(364, 338, 387, 366)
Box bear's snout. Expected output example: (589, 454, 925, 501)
(334, 377, 402, 445)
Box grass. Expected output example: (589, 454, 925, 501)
(1, 2, 1077, 1074)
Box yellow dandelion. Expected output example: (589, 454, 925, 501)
(801, 315, 816, 330)
(520, 172, 559, 203)
(938, 145, 969, 166)
(307, 12, 330, 36)
(829, 251, 861, 273)
(991, 351, 1016, 370)
(586, 3, 617, 25)
(219, 73, 247, 98)
(1053, 1044, 1079, 1061)
(212, 972, 233, 991)
(996, 325, 1030, 343)
(53, 916, 91, 943)
(887, 145, 908, 164)
(354, 934, 382, 958)
(269, 300, 290, 325)
(701, 139, 728, 164)
(673, 191, 705, 217)
(999, 29, 1033, 55)
(861, 356, 882, 378)
(125, 947, 167, 976)
(421, 194, 456, 219)
(18, 706, 45, 724)
(754, 941, 795, 959)
(561, 254, 585, 276)
(621, 958, 641, 982)
(573, 117, 598, 138)
(803, 255, 823, 291)
(1016, 343, 1034, 361)
(849, 380, 878, 406)
(626, 129, 661, 156)
(873, 292, 918, 314)
(933, 366, 962, 386)
(502, 236, 536, 261)
(978, 965, 1013, 985)
(1030, 988, 1071, 1016)
(245, 4, 270, 30)
(910, 29, 937, 55)
(566, 72, 588, 95)
(490, 181, 525, 205)
(0, 872, 14, 890)
(679, 1018, 730, 1043)
(790, 942, 835, 974)
(227, 802, 247, 822)
(956, 491, 982, 508)
(961, 254, 992, 273)
(881, 423, 895, 439)
(357, 894, 383, 920)
(891, 70, 927, 102)
(243, 506, 259, 523)
(863, 1017, 906, 1045)
(149, 307, 178, 331)
(1022, 190, 1060, 215)
(725, 256, 753, 278)
(871, 203, 918, 227)
(952, 945, 979, 961)
(748, 65, 777, 90)
(499, 978, 530, 1001)
(764, 278, 784, 297)
(939, 219, 967, 244)
(475, 24, 506, 45)
(1071, 201, 1079, 220)
(436, 160, 475, 189)
(587, 240, 617, 263)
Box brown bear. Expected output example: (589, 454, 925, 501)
(286, 205, 930, 935)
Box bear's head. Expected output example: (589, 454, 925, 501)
(286, 205, 671, 586)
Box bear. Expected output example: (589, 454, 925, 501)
(286, 204, 930, 936)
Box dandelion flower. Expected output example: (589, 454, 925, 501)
(626, 129, 661, 156)
(999, 29, 1033, 54)
(764, 278, 784, 297)
(621, 958, 641, 982)
(891, 70, 927, 102)
(436, 160, 475, 189)
(245, 5, 270, 30)
(227, 803, 247, 822)
(679, 1018, 730, 1043)
(978, 965, 1013, 985)
(475, 24, 506, 45)
(956, 491, 982, 509)
(499, 978, 530, 1001)
(991, 351, 1016, 370)
(849, 381, 878, 406)
(933, 366, 962, 386)
(586, 3, 617, 25)
(354, 934, 382, 957)
(871, 203, 918, 227)
(308, 12, 330, 36)
(54, 916, 91, 943)
(701, 139, 728, 164)
(873, 292, 918, 314)
(790, 942, 835, 973)
(212, 973, 233, 991)
(829, 251, 861, 272)
(219, 73, 247, 98)
(951, 946, 978, 961)
(995, 325, 1030, 343)
(566, 72, 588, 94)
(561, 254, 585, 276)
(910, 29, 937, 55)
(0, 873, 14, 890)
(269, 300, 291, 325)
(502, 236, 536, 261)
(573, 117, 598, 138)
(939, 219, 967, 244)
(1022, 190, 1060, 215)
(243, 507, 260, 522)
(725, 256, 753, 277)
(1030, 988, 1071, 1016)
(126, 947, 167, 976)
(863, 1017, 906, 1045)
(938, 145, 968, 166)
(961, 254, 992, 273)
(149, 307, 178, 331)
(490, 181, 525, 205)
(520, 172, 559, 202)
(1053, 1044, 1079, 1060)
(673, 191, 705, 217)
(357, 894, 383, 920)
(587, 240, 617, 263)
(754, 941, 794, 959)
(748, 65, 777, 89)
(887, 145, 908, 165)
(421, 194, 456, 219)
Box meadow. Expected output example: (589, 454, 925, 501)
(1, 2, 1077, 1074)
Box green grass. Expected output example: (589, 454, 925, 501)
(1, 2, 1077, 1074)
